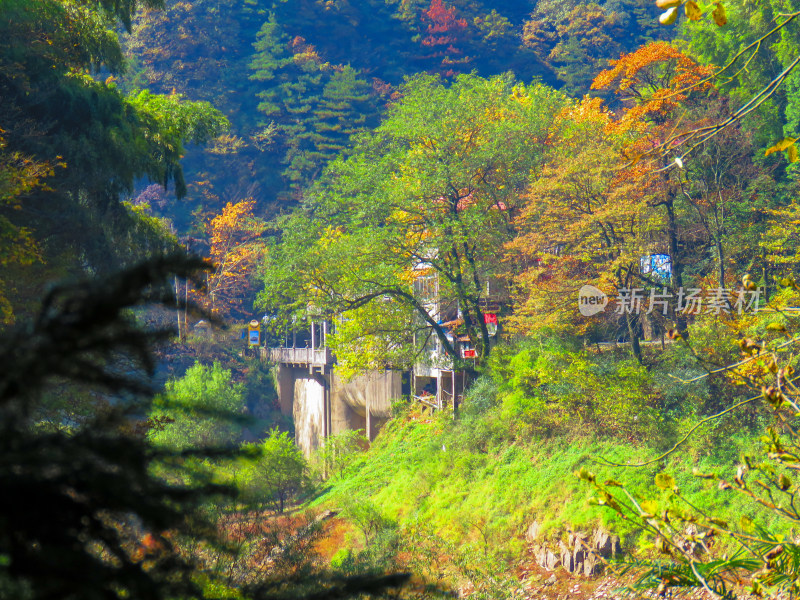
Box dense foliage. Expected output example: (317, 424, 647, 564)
(10, 0, 800, 597)
(258, 74, 563, 368)
(0, 0, 227, 323)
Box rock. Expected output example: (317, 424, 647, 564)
(572, 547, 586, 575)
(314, 509, 338, 522)
(528, 526, 623, 576)
(544, 575, 557, 586)
(591, 529, 621, 559)
(568, 531, 588, 548)
(545, 550, 561, 571)
(526, 520, 542, 543)
(583, 553, 598, 577)
(561, 549, 574, 572)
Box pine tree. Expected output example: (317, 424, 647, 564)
(250, 22, 377, 189)
(314, 66, 374, 155)
(249, 17, 295, 120)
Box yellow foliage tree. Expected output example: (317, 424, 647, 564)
(507, 98, 664, 361)
(202, 199, 266, 318)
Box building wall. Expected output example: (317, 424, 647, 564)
(331, 370, 400, 440)
(275, 364, 294, 416)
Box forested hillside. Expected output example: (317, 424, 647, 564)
(119, 0, 668, 232)
(6, 0, 800, 599)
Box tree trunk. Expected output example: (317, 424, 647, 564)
(175, 276, 182, 341)
(664, 199, 688, 337)
(184, 277, 189, 338)
(626, 311, 642, 365)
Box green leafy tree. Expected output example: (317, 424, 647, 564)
(148, 362, 246, 451)
(0, 0, 228, 318)
(326, 301, 421, 378)
(681, 0, 800, 147)
(259, 74, 564, 366)
(240, 429, 309, 513)
(317, 429, 367, 480)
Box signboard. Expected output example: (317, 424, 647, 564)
(463, 349, 477, 359)
(248, 320, 260, 346)
(641, 254, 672, 281)
(484, 313, 498, 336)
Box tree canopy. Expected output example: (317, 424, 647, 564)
(0, 0, 228, 321)
(259, 73, 564, 368)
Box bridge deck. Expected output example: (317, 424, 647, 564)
(263, 346, 333, 367)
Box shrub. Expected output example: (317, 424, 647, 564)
(238, 429, 309, 512)
(148, 361, 247, 451)
(489, 337, 661, 439)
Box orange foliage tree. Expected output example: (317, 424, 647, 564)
(201, 199, 266, 319)
(419, 0, 470, 77)
(594, 41, 770, 289)
(591, 41, 715, 131)
(594, 42, 719, 337)
(507, 98, 663, 360)
(510, 43, 729, 356)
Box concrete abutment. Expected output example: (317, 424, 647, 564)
(273, 364, 402, 456)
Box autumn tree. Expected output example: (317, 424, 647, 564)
(590, 42, 717, 335)
(508, 98, 663, 362)
(202, 199, 266, 318)
(418, 0, 471, 77)
(591, 41, 714, 128)
(510, 42, 771, 357)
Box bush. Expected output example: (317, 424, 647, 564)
(488, 337, 661, 439)
(579, 283, 800, 598)
(237, 429, 309, 512)
(148, 361, 247, 451)
(316, 429, 368, 480)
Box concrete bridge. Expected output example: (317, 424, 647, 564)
(262, 342, 406, 457)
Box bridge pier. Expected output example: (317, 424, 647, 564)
(267, 348, 402, 456)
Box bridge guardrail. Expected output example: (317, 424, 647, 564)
(265, 346, 333, 366)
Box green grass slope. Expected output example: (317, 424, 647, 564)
(311, 336, 777, 570)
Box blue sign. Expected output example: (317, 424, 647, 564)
(641, 254, 671, 281)
(248, 329, 260, 346)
